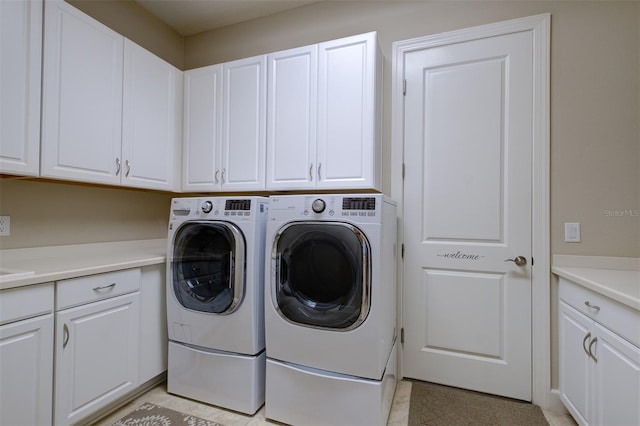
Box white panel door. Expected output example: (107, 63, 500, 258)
(122, 39, 182, 191)
(266, 45, 317, 190)
(0, 0, 42, 176)
(182, 64, 223, 191)
(317, 32, 379, 189)
(222, 55, 266, 190)
(41, 0, 123, 185)
(403, 28, 534, 400)
(0, 314, 54, 426)
(55, 293, 139, 425)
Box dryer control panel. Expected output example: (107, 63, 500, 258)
(268, 194, 385, 224)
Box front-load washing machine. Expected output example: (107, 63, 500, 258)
(264, 194, 398, 425)
(167, 196, 267, 415)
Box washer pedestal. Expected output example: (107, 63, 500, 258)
(265, 340, 397, 426)
(168, 341, 265, 415)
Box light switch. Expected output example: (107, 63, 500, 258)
(564, 222, 580, 242)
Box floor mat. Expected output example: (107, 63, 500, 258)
(111, 402, 225, 426)
(408, 380, 549, 426)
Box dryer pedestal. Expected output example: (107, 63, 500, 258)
(168, 342, 265, 415)
(265, 340, 397, 426)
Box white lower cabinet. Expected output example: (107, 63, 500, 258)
(138, 265, 168, 383)
(559, 278, 640, 426)
(0, 283, 54, 426)
(54, 270, 141, 426)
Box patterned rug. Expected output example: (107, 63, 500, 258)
(112, 402, 224, 426)
(408, 381, 549, 425)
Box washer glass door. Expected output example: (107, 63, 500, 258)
(273, 222, 371, 330)
(172, 221, 245, 314)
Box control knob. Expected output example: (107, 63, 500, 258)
(201, 201, 213, 213)
(311, 199, 326, 213)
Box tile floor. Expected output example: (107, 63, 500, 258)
(94, 380, 576, 426)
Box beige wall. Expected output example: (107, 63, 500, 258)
(67, 0, 184, 69)
(186, 1, 640, 258)
(0, 179, 173, 249)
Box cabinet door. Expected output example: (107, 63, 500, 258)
(266, 45, 317, 190)
(182, 64, 223, 191)
(0, 314, 54, 426)
(55, 292, 139, 426)
(0, 0, 42, 176)
(41, 0, 123, 185)
(592, 322, 640, 426)
(122, 40, 182, 191)
(559, 301, 591, 425)
(139, 265, 167, 383)
(221, 55, 266, 191)
(317, 32, 380, 190)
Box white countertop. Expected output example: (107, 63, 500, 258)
(552, 255, 640, 311)
(0, 239, 167, 291)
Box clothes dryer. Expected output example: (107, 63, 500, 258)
(264, 194, 397, 425)
(167, 196, 267, 415)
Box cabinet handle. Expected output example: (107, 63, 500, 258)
(588, 337, 598, 362)
(63, 323, 69, 348)
(582, 332, 591, 358)
(125, 160, 131, 177)
(93, 283, 116, 291)
(309, 163, 313, 181)
(115, 158, 121, 176)
(317, 163, 322, 181)
(221, 169, 226, 184)
(584, 301, 600, 311)
(214, 169, 220, 184)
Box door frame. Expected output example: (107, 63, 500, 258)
(390, 14, 553, 409)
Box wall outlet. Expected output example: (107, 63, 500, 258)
(0, 216, 9, 236)
(564, 222, 580, 242)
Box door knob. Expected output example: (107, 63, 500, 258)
(505, 256, 527, 266)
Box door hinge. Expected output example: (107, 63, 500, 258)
(531, 257, 534, 266)
(401, 328, 405, 344)
(401, 243, 405, 259)
(403, 79, 407, 96)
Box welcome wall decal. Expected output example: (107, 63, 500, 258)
(437, 251, 485, 260)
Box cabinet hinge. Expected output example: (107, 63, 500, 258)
(401, 243, 405, 259)
(402, 163, 405, 179)
(403, 79, 407, 96)
(531, 257, 534, 266)
(401, 328, 405, 344)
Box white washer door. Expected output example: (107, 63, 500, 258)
(272, 222, 370, 330)
(171, 221, 246, 315)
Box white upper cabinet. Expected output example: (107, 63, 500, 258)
(41, 0, 181, 191)
(122, 39, 182, 191)
(266, 45, 318, 190)
(317, 32, 381, 190)
(41, 0, 123, 186)
(222, 55, 267, 191)
(182, 56, 266, 192)
(266, 32, 382, 191)
(0, 0, 43, 176)
(182, 64, 223, 191)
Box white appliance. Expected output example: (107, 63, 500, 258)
(264, 194, 398, 425)
(166, 196, 267, 415)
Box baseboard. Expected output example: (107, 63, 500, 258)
(546, 388, 569, 415)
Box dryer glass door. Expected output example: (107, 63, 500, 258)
(273, 222, 371, 330)
(172, 221, 245, 314)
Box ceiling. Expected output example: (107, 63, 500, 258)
(134, 0, 325, 36)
